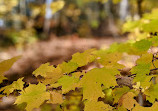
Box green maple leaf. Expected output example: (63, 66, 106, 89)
(0, 56, 21, 74)
(134, 75, 153, 89)
(131, 63, 152, 88)
(150, 37, 158, 47)
(57, 75, 79, 94)
(136, 53, 153, 64)
(33, 63, 63, 85)
(81, 68, 118, 101)
(84, 101, 113, 111)
(0, 78, 24, 96)
(133, 39, 152, 51)
(142, 20, 158, 32)
(15, 83, 50, 111)
(131, 53, 153, 88)
(59, 61, 78, 74)
(0, 56, 21, 83)
(131, 63, 151, 75)
(70, 49, 96, 67)
(112, 86, 130, 104)
(95, 51, 124, 69)
(33, 63, 54, 77)
(50, 72, 85, 94)
(109, 42, 147, 55)
(144, 83, 158, 103)
(42, 66, 63, 85)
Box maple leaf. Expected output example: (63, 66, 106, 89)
(131, 53, 153, 88)
(150, 37, 158, 46)
(133, 75, 153, 89)
(118, 92, 138, 110)
(95, 51, 124, 69)
(133, 39, 152, 51)
(0, 78, 24, 96)
(84, 101, 113, 111)
(144, 83, 158, 103)
(136, 53, 153, 64)
(71, 71, 85, 79)
(57, 75, 79, 94)
(114, 106, 127, 111)
(0, 56, 21, 74)
(131, 63, 151, 88)
(34, 64, 63, 85)
(50, 72, 85, 93)
(0, 56, 21, 83)
(59, 61, 78, 74)
(47, 91, 63, 104)
(42, 66, 63, 85)
(112, 86, 130, 104)
(132, 102, 158, 111)
(142, 20, 158, 32)
(81, 68, 118, 101)
(109, 42, 147, 55)
(33, 63, 54, 77)
(70, 49, 96, 67)
(15, 83, 50, 111)
(131, 63, 151, 75)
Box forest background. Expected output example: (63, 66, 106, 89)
(0, 0, 158, 111)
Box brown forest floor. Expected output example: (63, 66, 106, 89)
(1, 36, 128, 80)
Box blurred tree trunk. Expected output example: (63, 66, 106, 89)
(137, 0, 143, 17)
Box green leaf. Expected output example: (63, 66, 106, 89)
(42, 66, 63, 85)
(84, 101, 113, 111)
(142, 20, 158, 32)
(131, 63, 151, 75)
(112, 86, 130, 104)
(0, 56, 21, 74)
(0, 56, 21, 83)
(70, 49, 96, 67)
(136, 53, 153, 64)
(122, 20, 140, 33)
(57, 75, 79, 94)
(15, 83, 50, 111)
(33, 63, 63, 85)
(59, 61, 78, 74)
(133, 39, 152, 51)
(144, 83, 158, 103)
(150, 37, 158, 46)
(33, 63, 54, 77)
(133, 75, 153, 89)
(0, 78, 24, 96)
(95, 51, 124, 69)
(81, 68, 118, 101)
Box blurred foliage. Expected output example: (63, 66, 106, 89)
(123, 8, 158, 41)
(0, 0, 158, 48)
